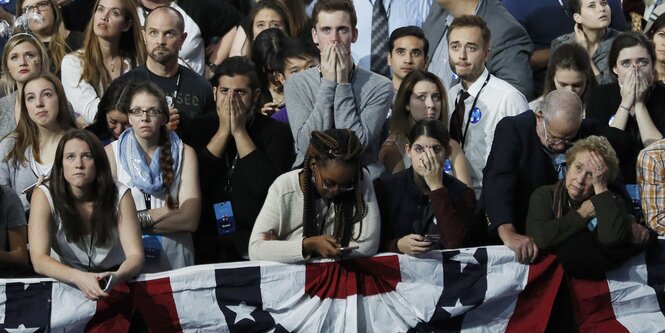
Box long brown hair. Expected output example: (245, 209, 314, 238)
(79, 0, 146, 96)
(50, 129, 118, 245)
(543, 43, 597, 101)
(391, 70, 449, 137)
(300, 129, 366, 246)
(127, 81, 176, 209)
(4, 72, 75, 166)
(16, 0, 70, 73)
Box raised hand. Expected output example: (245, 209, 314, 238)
(420, 147, 444, 191)
(586, 150, 609, 194)
(619, 67, 637, 112)
(320, 44, 337, 82)
(334, 43, 352, 84)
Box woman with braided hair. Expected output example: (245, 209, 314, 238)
(105, 81, 200, 273)
(249, 128, 380, 263)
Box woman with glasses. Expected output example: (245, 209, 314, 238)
(105, 81, 200, 273)
(526, 136, 652, 279)
(61, 0, 146, 125)
(0, 32, 50, 139)
(586, 32, 665, 184)
(248, 128, 379, 263)
(380, 70, 472, 188)
(17, 0, 84, 76)
(376, 120, 475, 255)
(29, 129, 143, 300)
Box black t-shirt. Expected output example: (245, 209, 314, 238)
(118, 65, 216, 135)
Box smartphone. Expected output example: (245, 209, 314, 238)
(99, 275, 114, 292)
(425, 234, 440, 243)
(338, 246, 359, 252)
(20, 176, 49, 194)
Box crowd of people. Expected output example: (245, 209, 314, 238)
(0, 0, 663, 328)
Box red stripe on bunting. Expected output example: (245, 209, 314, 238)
(506, 254, 564, 333)
(86, 282, 133, 332)
(569, 277, 629, 333)
(132, 277, 184, 333)
(305, 255, 401, 299)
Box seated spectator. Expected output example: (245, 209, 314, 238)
(376, 120, 474, 254)
(29, 129, 143, 300)
(269, 37, 320, 124)
(180, 56, 294, 263)
(105, 81, 200, 273)
(61, 0, 146, 124)
(637, 138, 665, 235)
(229, 0, 293, 58)
(136, 0, 205, 75)
(251, 28, 290, 117)
(387, 26, 429, 92)
(526, 135, 651, 279)
(551, 0, 621, 84)
(17, 0, 84, 76)
(285, 0, 393, 180)
(85, 79, 134, 145)
(530, 43, 598, 112)
(645, 12, 665, 83)
(379, 70, 471, 187)
(586, 31, 665, 184)
(0, 185, 29, 275)
(0, 32, 50, 139)
(0, 72, 76, 211)
(248, 129, 380, 263)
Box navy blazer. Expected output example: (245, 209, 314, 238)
(423, 0, 534, 100)
(481, 110, 600, 235)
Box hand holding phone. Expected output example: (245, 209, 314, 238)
(99, 274, 114, 292)
(21, 175, 49, 194)
(424, 234, 440, 243)
(338, 246, 359, 252)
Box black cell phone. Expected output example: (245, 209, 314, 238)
(99, 275, 114, 292)
(338, 246, 359, 252)
(425, 234, 440, 243)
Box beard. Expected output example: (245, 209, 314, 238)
(149, 46, 175, 64)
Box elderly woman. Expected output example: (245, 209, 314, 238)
(526, 136, 652, 279)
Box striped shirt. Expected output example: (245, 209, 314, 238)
(637, 139, 665, 235)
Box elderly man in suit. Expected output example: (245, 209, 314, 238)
(424, 0, 534, 100)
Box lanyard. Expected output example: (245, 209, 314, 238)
(224, 153, 238, 193)
(460, 73, 491, 148)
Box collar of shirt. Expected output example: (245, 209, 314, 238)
(463, 67, 490, 99)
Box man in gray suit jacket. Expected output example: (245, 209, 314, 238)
(424, 0, 534, 100)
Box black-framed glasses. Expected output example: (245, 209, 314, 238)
(22, 0, 50, 14)
(128, 107, 163, 117)
(543, 121, 575, 147)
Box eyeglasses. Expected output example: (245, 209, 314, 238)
(128, 107, 163, 117)
(22, 1, 50, 14)
(543, 121, 575, 147)
(316, 168, 355, 193)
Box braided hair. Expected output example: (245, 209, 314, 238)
(300, 129, 366, 246)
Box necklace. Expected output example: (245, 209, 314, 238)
(108, 57, 121, 73)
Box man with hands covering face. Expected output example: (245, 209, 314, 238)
(181, 57, 294, 263)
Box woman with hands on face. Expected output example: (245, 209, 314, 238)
(586, 32, 665, 184)
(375, 120, 475, 255)
(29, 129, 143, 300)
(526, 136, 653, 279)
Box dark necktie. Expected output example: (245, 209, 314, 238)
(371, 0, 389, 77)
(449, 90, 470, 142)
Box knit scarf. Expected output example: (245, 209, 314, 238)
(117, 129, 182, 197)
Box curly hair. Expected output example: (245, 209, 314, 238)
(300, 129, 366, 246)
(565, 135, 620, 182)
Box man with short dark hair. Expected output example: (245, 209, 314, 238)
(387, 26, 429, 91)
(119, 6, 214, 134)
(181, 57, 295, 263)
(286, 0, 394, 180)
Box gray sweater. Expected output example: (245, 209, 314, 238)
(285, 66, 394, 180)
(0, 92, 17, 140)
(0, 136, 44, 211)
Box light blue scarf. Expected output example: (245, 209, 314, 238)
(117, 129, 183, 197)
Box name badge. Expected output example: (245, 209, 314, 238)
(142, 235, 162, 260)
(470, 107, 482, 124)
(214, 201, 237, 235)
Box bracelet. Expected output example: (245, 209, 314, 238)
(137, 209, 155, 232)
(619, 105, 631, 112)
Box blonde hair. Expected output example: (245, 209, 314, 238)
(16, 0, 69, 73)
(565, 135, 620, 183)
(1, 33, 50, 96)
